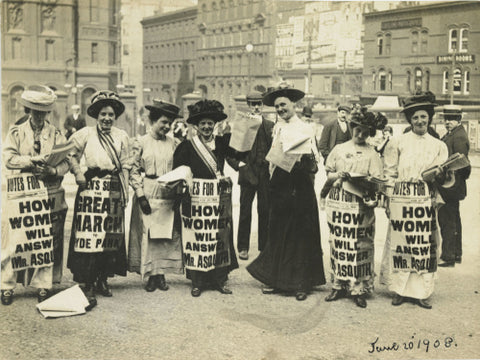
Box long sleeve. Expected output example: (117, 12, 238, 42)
(383, 137, 399, 181)
(129, 137, 145, 198)
(53, 131, 71, 176)
(119, 131, 131, 200)
(3, 126, 35, 170)
(173, 140, 190, 169)
(69, 128, 88, 176)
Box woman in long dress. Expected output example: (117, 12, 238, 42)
(323, 110, 384, 308)
(380, 91, 448, 309)
(247, 85, 325, 301)
(2, 85, 69, 305)
(68, 91, 130, 309)
(173, 99, 238, 297)
(128, 100, 184, 291)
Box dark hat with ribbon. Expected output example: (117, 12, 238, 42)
(87, 90, 125, 118)
(145, 99, 182, 119)
(262, 83, 305, 107)
(443, 104, 462, 121)
(401, 91, 437, 114)
(350, 108, 388, 136)
(246, 90, 264, 102)
(337, 104, 351, 113)
(186, 99, 228, 125)
(17, 85, 57, 112)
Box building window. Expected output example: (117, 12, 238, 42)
(420, 30, 428, 53)
(372, 71, 376, 91)
(460, 28, 468, 52)
(378, 70, 386, 91)
(453, 68, 462, 93)
(332, 76, 341, 94)
(464, 70, 470, 94)
(385, 34, 391, 55)
(411, 31, 418, 54)
(377, 35, 383, 55)
(414, 68, 422, 92)
(91, 42, 98, 63)
(12, 37, 22, 59)
(388, 70, 392, 91)
(123, 44, 129, 55)
(449, 29, 458, 52)
(109, 42, 116, 65)
(425, 70, 430, 91)
(45, 39, 55, 61)
(443, 71, 449, 94)
(406, 70, 411, 93)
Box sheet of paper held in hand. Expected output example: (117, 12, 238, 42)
(265, 131, 301, 173)
(45, 142, 75, 167)
(229, 112, 263, 152)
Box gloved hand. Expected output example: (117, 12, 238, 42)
(434, 166, 447, 185)
(138, 196, 152, 215)
(75, 173, 87, 191)
(38, 164, 57, 177)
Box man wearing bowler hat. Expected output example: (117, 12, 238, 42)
(437, 105, 471, 267)
(64, 104, 86, 140)
(318, 104, 352, 163)
(229, 91, 273, 260)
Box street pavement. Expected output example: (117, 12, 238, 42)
(1, 157, 480, 360)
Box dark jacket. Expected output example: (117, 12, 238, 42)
(228, 117, 274, 186)
(64, 114, 86, 139)
(318, 118, 351, 160)
(438, 124, 470, 201)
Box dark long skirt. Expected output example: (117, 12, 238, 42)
(247, 164, 325, 292)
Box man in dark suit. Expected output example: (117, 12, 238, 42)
(438, 105, 471, 267)
(318, 105, 351, 163)
(230, 91, 274, 260)
(64, 104, 86, 139)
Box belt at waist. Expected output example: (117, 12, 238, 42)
(145, 174, 158, 179)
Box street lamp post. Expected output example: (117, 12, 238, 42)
(246, 43, 253, 93)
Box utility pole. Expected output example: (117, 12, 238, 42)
(449, 48, 456, 105)
(342, 50, 347, 103)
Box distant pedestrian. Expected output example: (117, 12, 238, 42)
(318, 105, 352, 164)
(64, 104, 86, 140)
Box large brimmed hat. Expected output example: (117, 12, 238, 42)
(87, 90, 125, 118)
(443, 104, 462, 121)
(262, 83, 305, 107)
(401, 91, 437, 114)
(145, 99, 182, 119)
(186, 99, 227, 125)
(17, 85, 57, 112)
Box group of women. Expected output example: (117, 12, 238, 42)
(2, 85, 449, 311)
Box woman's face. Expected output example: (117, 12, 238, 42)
(31, 109, 49, 124)
(411, 109, 429, 136)
(352, 125, 370, 145)
(97, 106, 116, 132)
(196, 118, 215, 139)
(151, 115, 173, 138)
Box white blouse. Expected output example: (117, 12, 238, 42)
(383, 131, 448, 182)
